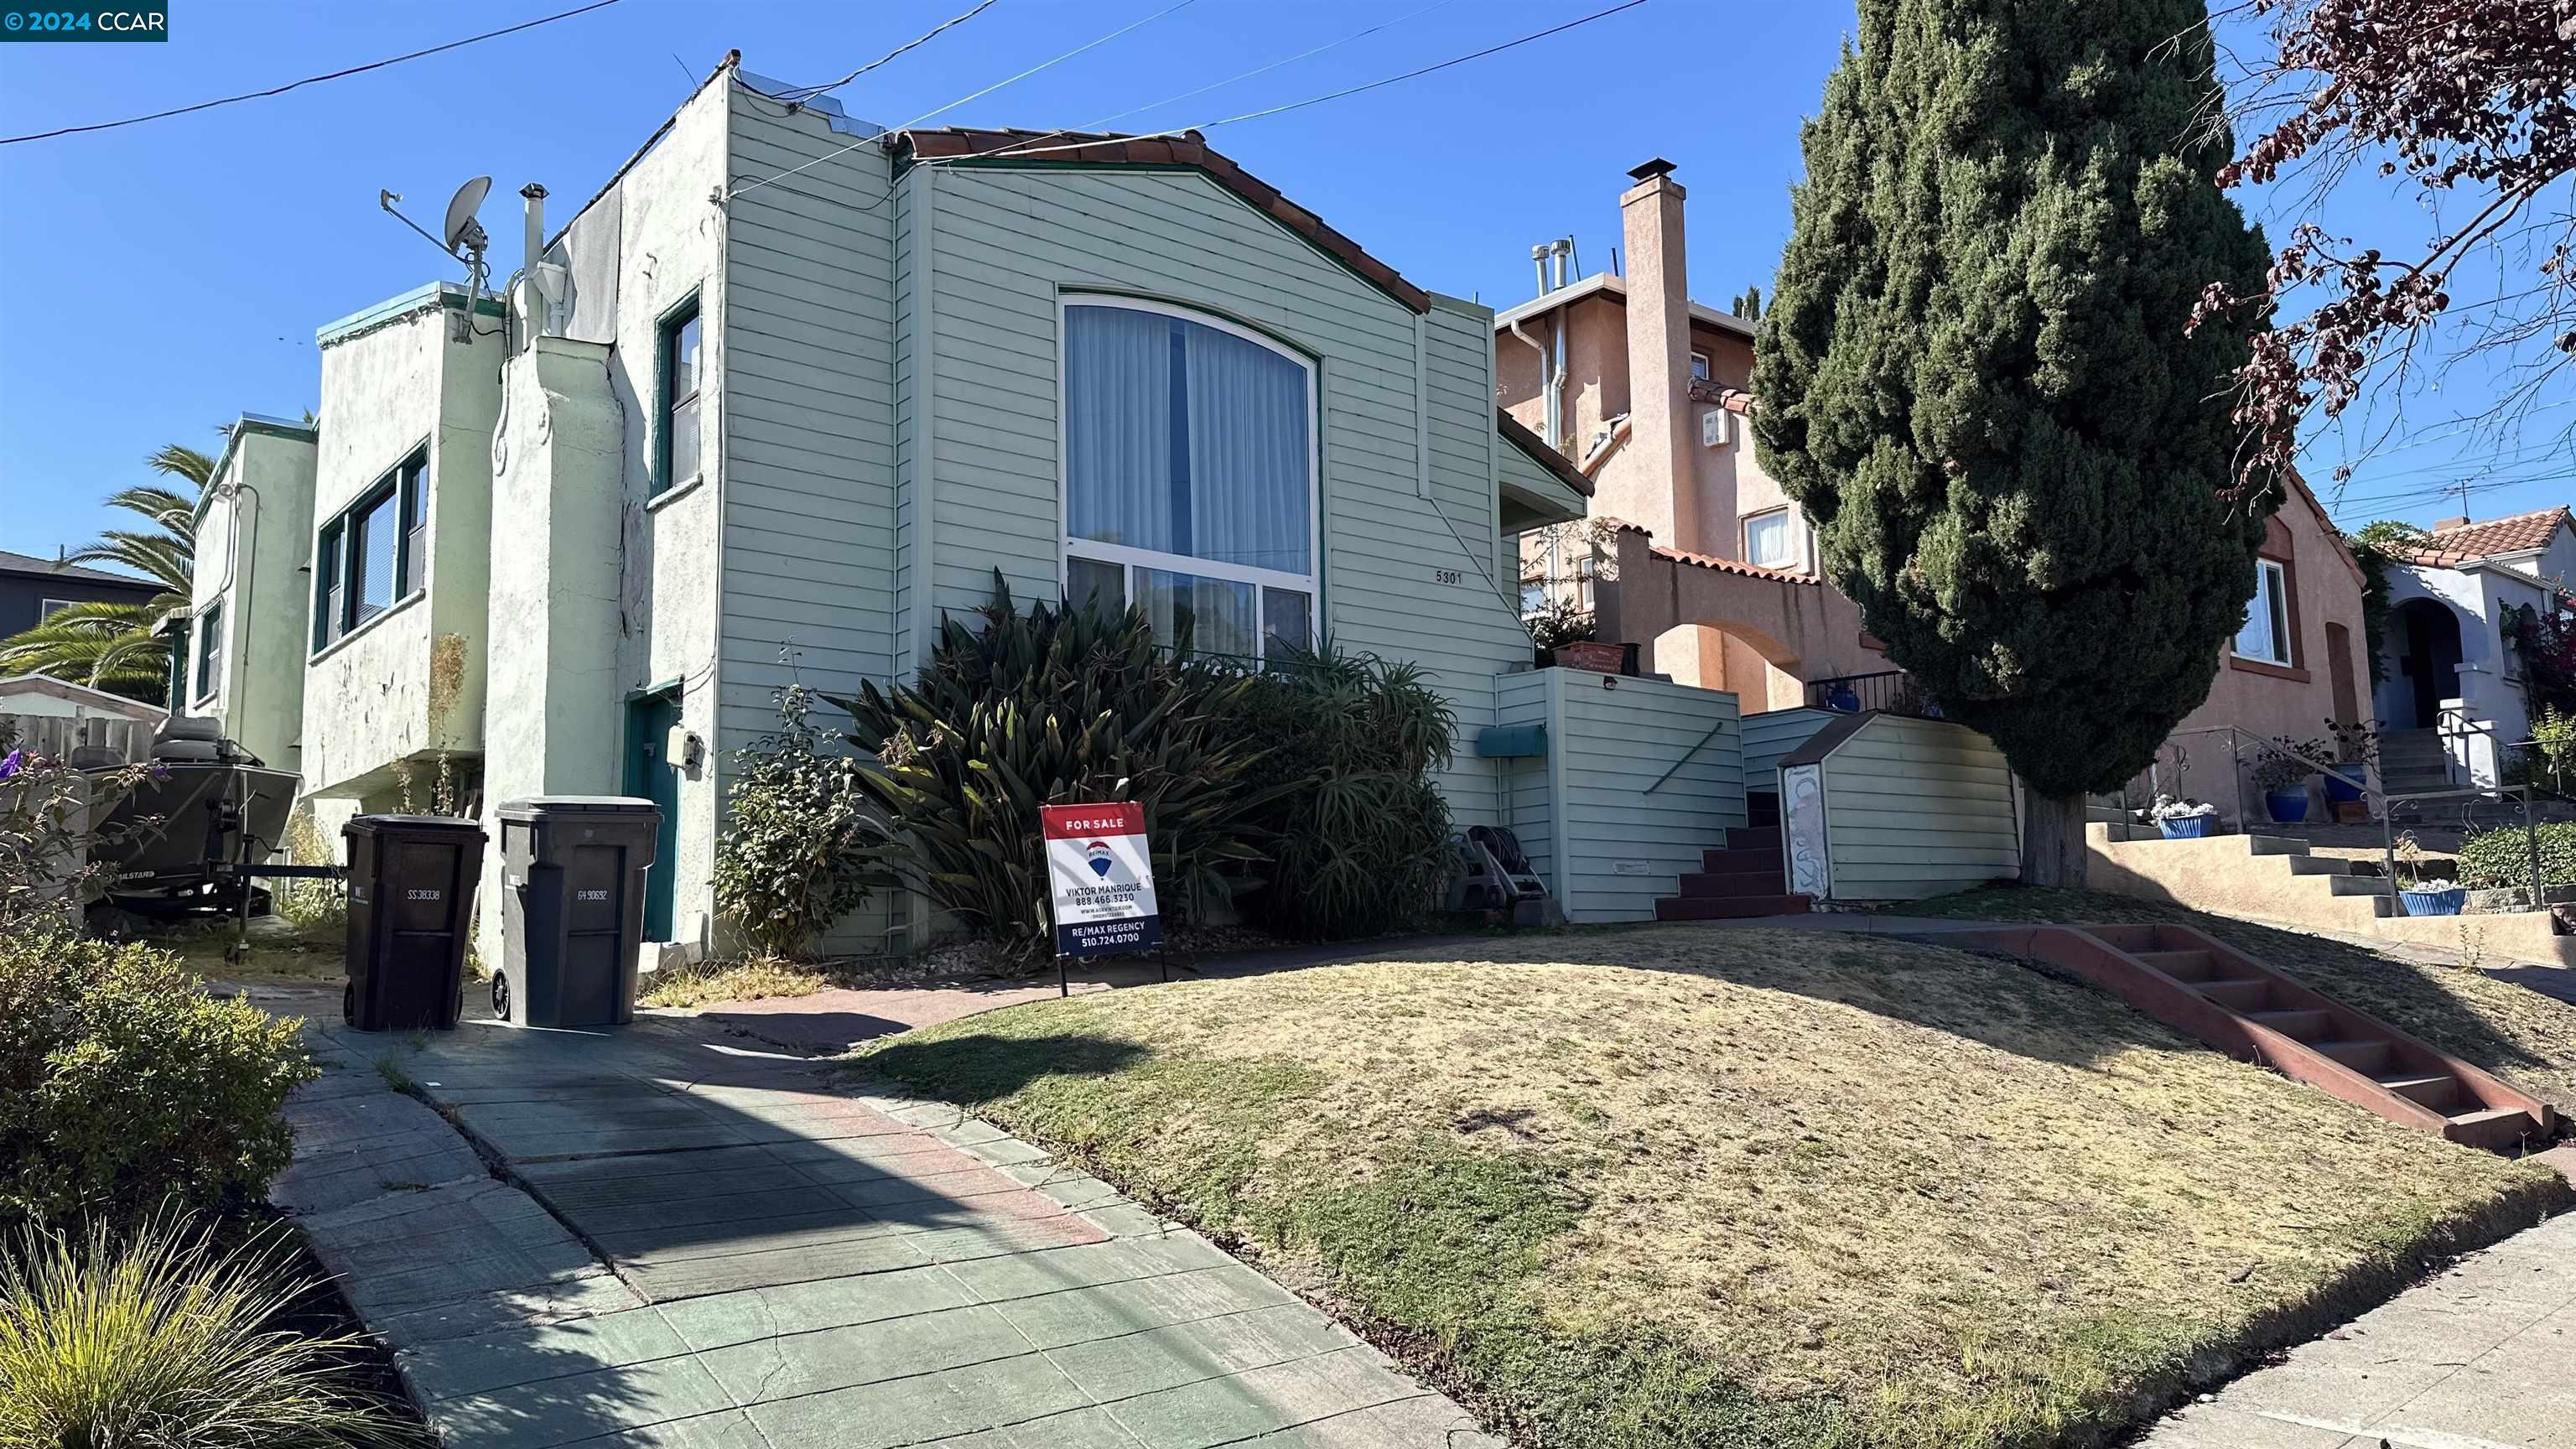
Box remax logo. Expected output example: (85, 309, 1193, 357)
(1084, 841, 1114, 879)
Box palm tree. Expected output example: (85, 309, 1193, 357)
(0, 444, 216, 705)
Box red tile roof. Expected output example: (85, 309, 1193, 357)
(2392, 506, 2574, 568)
(1688, 380, 1754, 413)
(1602, 517, 1821, 585)
(888, 128, 1431, 314)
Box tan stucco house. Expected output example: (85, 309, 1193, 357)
(1498, 158, 2376, 827)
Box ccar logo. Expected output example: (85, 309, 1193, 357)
(1084, 841, 1114, 879)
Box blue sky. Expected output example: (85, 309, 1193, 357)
(0, 0, 2561, 570)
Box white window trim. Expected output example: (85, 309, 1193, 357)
(38, 598, 76, 620)
(1743, 506, 1800, 572)
(191, 604, 224, 708)
(1690, 350, 1711, 381)
(1057, 293, 1322, 661)
(2234, 557, 2293, 666)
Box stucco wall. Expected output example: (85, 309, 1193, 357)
(191, 429, 316, 771)
(2164, 492, 2371, 818)
(527, 75, 733, 949)
(301, 299, 501, 798)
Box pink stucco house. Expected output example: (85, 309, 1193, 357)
(1497, 158, 2375, 823)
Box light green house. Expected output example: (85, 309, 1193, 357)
(188, 56, 1774, 956)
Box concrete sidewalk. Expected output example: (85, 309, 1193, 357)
(273, 997, 1497, 1448)
(2136, 1208, 2576, 1448)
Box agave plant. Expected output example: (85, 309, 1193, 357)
(834, 574, 1291, 958)
(0, 1213, 424, 1448)
(0, 444, 215, 704)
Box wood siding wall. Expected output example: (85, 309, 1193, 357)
(1540, 668, 1746, 921)
(1820, 714, 2019, 899)
(911, 166, 1531, 825)
(1741, 707, 1837, 798)
(720, 92, 902, 750)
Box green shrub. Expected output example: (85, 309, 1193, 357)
(834, 576, 1287, 958)
(0, 1213, 423, 1448)
(2456, 823, 2576, 892)
(0, 933, 314, 1229)
(1232, 648, 1457, 939)
(714, 678, 877, 958)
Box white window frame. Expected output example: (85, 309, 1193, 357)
(1057, 295, 1322, 662)
(2235, 557, 2293, 666)
(1689, 350, 1711, 382)
(1742, 507, 1799, 571)
(38, 598, 75, 621)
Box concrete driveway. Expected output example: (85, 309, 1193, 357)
(272, 996, 1496, 1448)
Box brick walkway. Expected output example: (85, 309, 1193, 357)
(272, 995, 1495, 1448)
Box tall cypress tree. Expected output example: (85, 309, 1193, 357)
(1752, 0, 2275, 883)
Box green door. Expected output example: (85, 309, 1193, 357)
(623, 693, 682, 941)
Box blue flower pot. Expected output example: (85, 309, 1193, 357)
(2158, 815, 2213, 839)
(1826, 685, 1861, 713)
(2265, 788, 2310, 824)
(2323, 773, 2366, 804)
(2399, 886, 2466, 917)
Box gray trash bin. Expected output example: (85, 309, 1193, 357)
(494, 796, 661, 1028)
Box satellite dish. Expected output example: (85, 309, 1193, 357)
(441, 176, 493, 255)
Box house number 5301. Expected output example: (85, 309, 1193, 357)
(1432, 569, 1462, 585)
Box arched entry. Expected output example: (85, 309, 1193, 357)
(2392, 598, 2464, 730)
(1652, 621, 1805, 713)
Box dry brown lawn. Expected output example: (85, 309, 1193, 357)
(855, 926, 2568, 1449)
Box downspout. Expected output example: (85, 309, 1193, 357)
(1512, 245, 1560, 447)
(1550, 240, 1572, 450)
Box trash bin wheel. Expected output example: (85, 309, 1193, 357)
(490, 971, 511, 1021)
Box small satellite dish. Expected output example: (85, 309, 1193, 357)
(441, 176, 493, 255)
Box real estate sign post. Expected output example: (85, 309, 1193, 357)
(1041, 803, 1163, 997)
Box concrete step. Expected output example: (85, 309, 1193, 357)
(1677, 870, 1789, 899)
(2136, 948, 2217, 982)
(2246, 835, 2314, 857)
(1699, 849, 1779, 875)
(2444, 1106, 2547, 1152)
(2329, 875, 2400, 898)
(2250, 1007, 2332, 1042)
(1654, 893, 1810, 922)
(2376, 1072, 2462, 1112)
(2284, 855, 2356, 876)
(2313, 1039, 2393, 1075)
(2201, 978, 2274, 1012)
(1725, 826, 1779, 853)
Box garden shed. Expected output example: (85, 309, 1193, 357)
(1778, 711, 2021, 902)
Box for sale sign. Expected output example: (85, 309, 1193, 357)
(1041, 802, 1161, 958)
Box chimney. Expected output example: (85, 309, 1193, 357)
(2432, 516, 2470, 532)
(1620, 158, 1699, 553)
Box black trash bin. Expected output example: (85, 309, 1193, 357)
(495, 796, 661, 1028)
(341, 814, 487, 1031)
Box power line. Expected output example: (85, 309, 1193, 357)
(943, 0, 1654, 166)
(0, 0, 626, 147)
(728, 0, 1202, 204)
(766, 0, 1003, 105)
(992, 0, 1465, 165)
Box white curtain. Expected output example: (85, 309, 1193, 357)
(1184, 320, 1310, 574)
(1065, 307, 1175, 553)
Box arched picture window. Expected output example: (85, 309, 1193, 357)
(1061, 299, 1317, 662)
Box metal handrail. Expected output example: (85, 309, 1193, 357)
(2156, 724, 2383, 831)
(1644, 719, 1733, 795)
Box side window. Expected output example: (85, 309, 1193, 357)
(193, 604, 223, 704)
(657, 299, 703, 495)
(1743, 509, 1796, 569)
(311, 448, 426, 652)
(2235, 558, 2293, 666)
